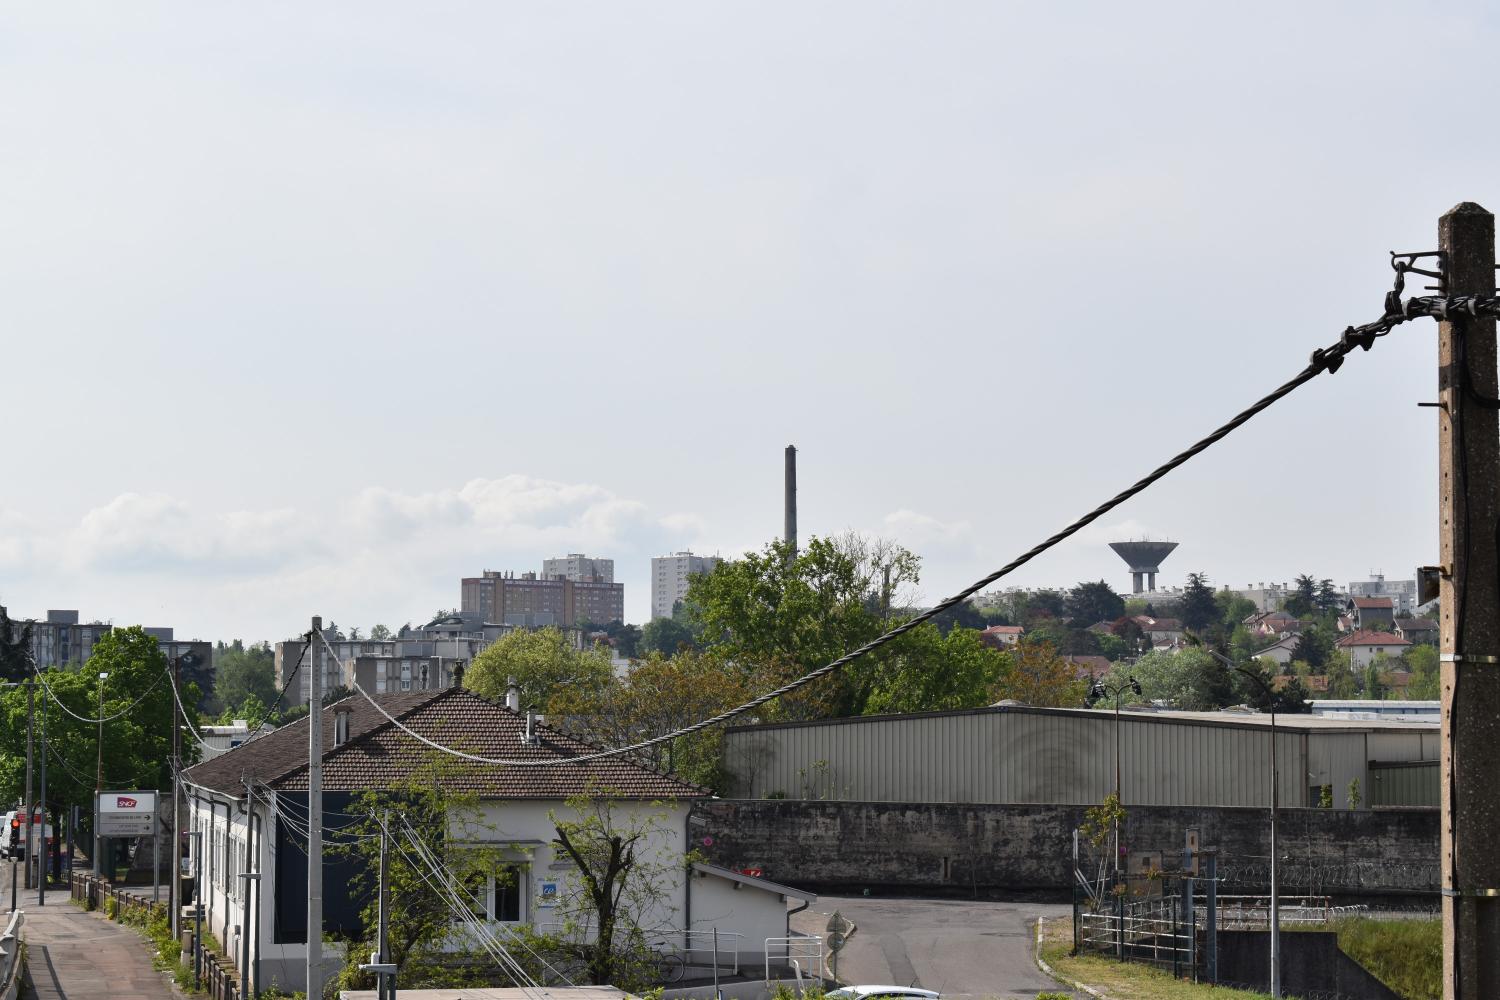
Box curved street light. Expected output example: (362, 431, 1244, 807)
(1232, 664, 1281, 1000)
(1087, 676, 1144, 883)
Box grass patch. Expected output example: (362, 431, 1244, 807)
(1332, 917, 1440, 1000)
(1039, 917, 1273, 1000)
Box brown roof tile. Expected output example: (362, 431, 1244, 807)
(1335, 630, 1411, 648)
(185, 688, 707, 801)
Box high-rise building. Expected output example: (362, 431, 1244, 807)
(651, 552, 721, 620)
(542, 554, 614, 584)
(461, 570, 625, 627)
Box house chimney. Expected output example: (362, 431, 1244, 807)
(333, 708, 351, 747)
(523, 705, 539, 746)
(506, 676, 520, 712)
(452, 663, 465, 689)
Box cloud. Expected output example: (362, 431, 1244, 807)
(881, 509, 973, 548)
(67, 492, 317, 573)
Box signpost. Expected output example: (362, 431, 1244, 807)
(826, 910, 852, 984)
(96, 790, 156, 879)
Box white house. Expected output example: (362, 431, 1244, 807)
(180, 686, 807, 995)
(1334, 630, 1411, 671)
(1251, 634, 1301, 666)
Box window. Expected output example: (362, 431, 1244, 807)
(465, 865, 523, 923)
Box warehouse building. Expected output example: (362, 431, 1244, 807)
(721, 704, 1439, 809)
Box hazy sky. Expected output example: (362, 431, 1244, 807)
(2, 3, 1496, 641)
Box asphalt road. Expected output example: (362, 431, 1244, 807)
(792, 894, 1075, 999)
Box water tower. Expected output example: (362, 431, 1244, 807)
(1109, 540, 1178, 595)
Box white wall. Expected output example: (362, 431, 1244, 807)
(687, 872, 797, 963)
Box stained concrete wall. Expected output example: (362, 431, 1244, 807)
(691, 800, 1440, 896)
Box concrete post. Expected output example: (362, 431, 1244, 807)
(1437, 202, 1500, 999)
(24, 679, 32, 891)
(307, 617, 324, 998)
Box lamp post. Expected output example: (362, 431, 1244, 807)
(1232, 665, 1280, 999)
(95, 671, 108, 876)
(1088, 676, 1143, 882)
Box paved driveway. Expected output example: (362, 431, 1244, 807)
(792, 894, 1074, 999)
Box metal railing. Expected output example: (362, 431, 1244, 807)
(765, 935, 823, 983)
(673, 929, 744, 977)
(0, 910, 25, 1000)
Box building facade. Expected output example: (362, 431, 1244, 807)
(1347, 574, 1417, 616)
(461, 570, 625, 627)
(651, 552, 721, 620)
(541, 553, 614, 584)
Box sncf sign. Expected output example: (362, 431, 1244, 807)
(115, 796, 138, 809)
(96, 789, 157, 837)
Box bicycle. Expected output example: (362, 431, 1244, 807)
(649, 941, 687, 983)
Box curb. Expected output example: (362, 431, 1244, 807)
(1033, 914, 1110, 999)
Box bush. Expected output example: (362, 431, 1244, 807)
(1037, 993, 1071, 1000)
(1335, 917, 1440, 1000)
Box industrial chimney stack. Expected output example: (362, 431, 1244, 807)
(784, 445, 798, 558)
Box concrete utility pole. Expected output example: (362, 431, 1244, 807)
(37, 689, 46, 905)
(1438, 202, 1500, 999)
(171, 654, 182, 939)
(784, 445, 798, 558)
(23, 679, 32, 891)
(307, 617, 324, 999)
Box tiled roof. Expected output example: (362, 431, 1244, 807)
(185, 688, 707, 801)
(1334, 630, 1411, 648)
(1395, 618, 1438, 631)
(982, 625, 1024, 634)
(1352, 597, 1394, 609)
(183, 689, 436, 795)
(1062, 655, 1113, 680)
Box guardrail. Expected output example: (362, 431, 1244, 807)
(765, 935, 823, 983)
(0, 909, 24, 1000)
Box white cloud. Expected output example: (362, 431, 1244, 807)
(882, 509, 973, 547)
(66, 493, 318, 574)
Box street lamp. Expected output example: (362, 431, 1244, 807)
(1232, 665, 1281, 1000)
(1088, 676, 1143, 882)
(95, 672, 108, 877)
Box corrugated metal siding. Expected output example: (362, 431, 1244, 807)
(1370, 762, 1441, 807)
(722, 711, 1394, 807)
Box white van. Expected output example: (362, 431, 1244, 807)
(2, 811, 52, 861)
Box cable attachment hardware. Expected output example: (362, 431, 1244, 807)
(1340, 325, 1378, 353)
(1310, 346, 1344, 375)
(1388, 251, 1447, 314)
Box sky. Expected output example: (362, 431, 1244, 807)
(1, 2, 1497, 642)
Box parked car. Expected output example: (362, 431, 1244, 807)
(826, 989, 940, 1000)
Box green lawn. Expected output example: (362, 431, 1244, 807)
(1039, 917, 1274, 1000)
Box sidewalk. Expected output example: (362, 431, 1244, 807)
(15, 882, 179, 1000)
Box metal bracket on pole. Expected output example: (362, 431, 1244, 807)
(1444, 888, 1500, 898)
(1440, 653, 1500, 664)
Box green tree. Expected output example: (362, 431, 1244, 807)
(1214, 592, 1258, 631)
(863, 625, 1011, 715)
(466, 627, 613, 713)
(547, 649, 748, 790)
(1178, 573, 1218, 632)
(1286, 574, 1318, 617)
(212, 640, 277, 716)
(1292, 627, 1331, 669)
(994, 639, 1087, 707)
(1405, 644, 1439, 699)
(369, 624, 393, 641)
(687, 535, 920, 718)
(1316, 579, 1341, 615)
(1066, 581, 1125, 627)
(0, 606, 33, 683)
(1114, 648, 1232, 711)
(1231, 659, 1309, 713)
(639, 616, 697, 656)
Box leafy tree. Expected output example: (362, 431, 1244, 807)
(466, 627, 613, 714)
(0, 606, 33, 683)
(1326, 663, 1360, 698)
(0, 627, 201, 859)
(581, 621, 641, 660)
(1215, 592, 1258, 631)
(212, 640, 277, 716)
(1405, 644, 1439, 700)
(1024, 618, 1101, 656)
(1114, 648, 1232, 711)
(687, 535, 920, 718)
(550, 791, 696, 987)
(863, 624, 1011, 715)
(1364, 661, 1388, 700)
(993, 639, 1087, 707)
(1178, 573, 1218, 632)
(369, 624, 393, 641)
(639, 616, 697, 657)
(1286, 574, 1318, 617)
(1019, 589, 1068, 625)
(1316, 579, 1341, 615)
(1292, 628, 1330, 669)
(1231, 659, 1309, 713)
(348, 626, 363, 641)
(548, 650, 748, 790)
(927, 600, 995, 635)
(1066, 581, 1125, 627)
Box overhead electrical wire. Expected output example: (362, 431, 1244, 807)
(29, 662, 168, 724)
(316, 291, 1493, 768)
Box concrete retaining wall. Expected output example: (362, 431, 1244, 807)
(691, 801, 1440, 896)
